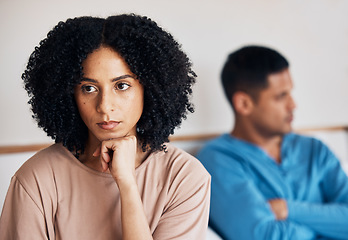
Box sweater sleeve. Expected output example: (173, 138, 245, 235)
(287, 142, 348, 240)
(198, 149, 317, 240)
(0, 176, 49, 240)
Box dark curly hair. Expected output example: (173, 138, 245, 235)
(22, 14, 196, 153)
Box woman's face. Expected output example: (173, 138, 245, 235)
(74, 46, 144, 145)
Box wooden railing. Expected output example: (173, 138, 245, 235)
(0, 143, 53, 154)
(0, 125, 347, 154)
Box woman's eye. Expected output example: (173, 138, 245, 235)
(82, 85, 97, 93)
(116, 82, 130, 91)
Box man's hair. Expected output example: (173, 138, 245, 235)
(22, 14, 196, 154)
(221, 45, 289, 107)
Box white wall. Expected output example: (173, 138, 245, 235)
(0, 0, 348, 146)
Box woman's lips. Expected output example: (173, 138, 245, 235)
(97, 121, 119, 130)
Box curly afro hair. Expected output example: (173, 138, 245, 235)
(22, 14, 196, 153)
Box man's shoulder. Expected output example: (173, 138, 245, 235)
(199, 133, 262, 154)
(196, 134, 251, 166)
(284, 132, 325, 149)
(198, 134, 233, 153)
(283, 132, 338, 165)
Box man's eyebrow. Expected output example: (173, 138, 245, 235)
(80, 74, 136, 83)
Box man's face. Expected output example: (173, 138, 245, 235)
(249, 68, 296, 137)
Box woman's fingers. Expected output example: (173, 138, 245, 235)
(92, 146, 101, 157)
(93, 141, 113, 172)
(94, 136, 137, 173)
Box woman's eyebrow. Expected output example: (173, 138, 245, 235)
(80, 77, 97, 83)
(111, 74, 136, 82)
(80, 74, 136, 83)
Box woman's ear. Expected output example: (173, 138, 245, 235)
(232, 91, 254, 116)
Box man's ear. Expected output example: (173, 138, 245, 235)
(232, 91, 254, 116)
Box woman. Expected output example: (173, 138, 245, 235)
(0, 14, 210, 240)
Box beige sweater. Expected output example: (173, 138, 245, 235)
(0, 143, 210, 240)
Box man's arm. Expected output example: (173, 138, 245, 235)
(286, 143, 348, 239)
(199, 150, 316, 240)
(287, 201, 348, 239)
(268, 141, 348, 240)
(268, 198, 288, 220)
(269, 198, 348, 240)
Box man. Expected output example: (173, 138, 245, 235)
(197, 45, 348, 240)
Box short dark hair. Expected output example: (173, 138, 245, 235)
(221, 45, 289, 107)
(22, 14, 196, 154)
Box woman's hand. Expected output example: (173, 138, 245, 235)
(93, 135, 137, 185)
(93, 136, 153, 240)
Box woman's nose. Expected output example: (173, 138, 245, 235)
(96, 91, 114, 113)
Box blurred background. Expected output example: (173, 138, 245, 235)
(1, 0, 348, 146)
